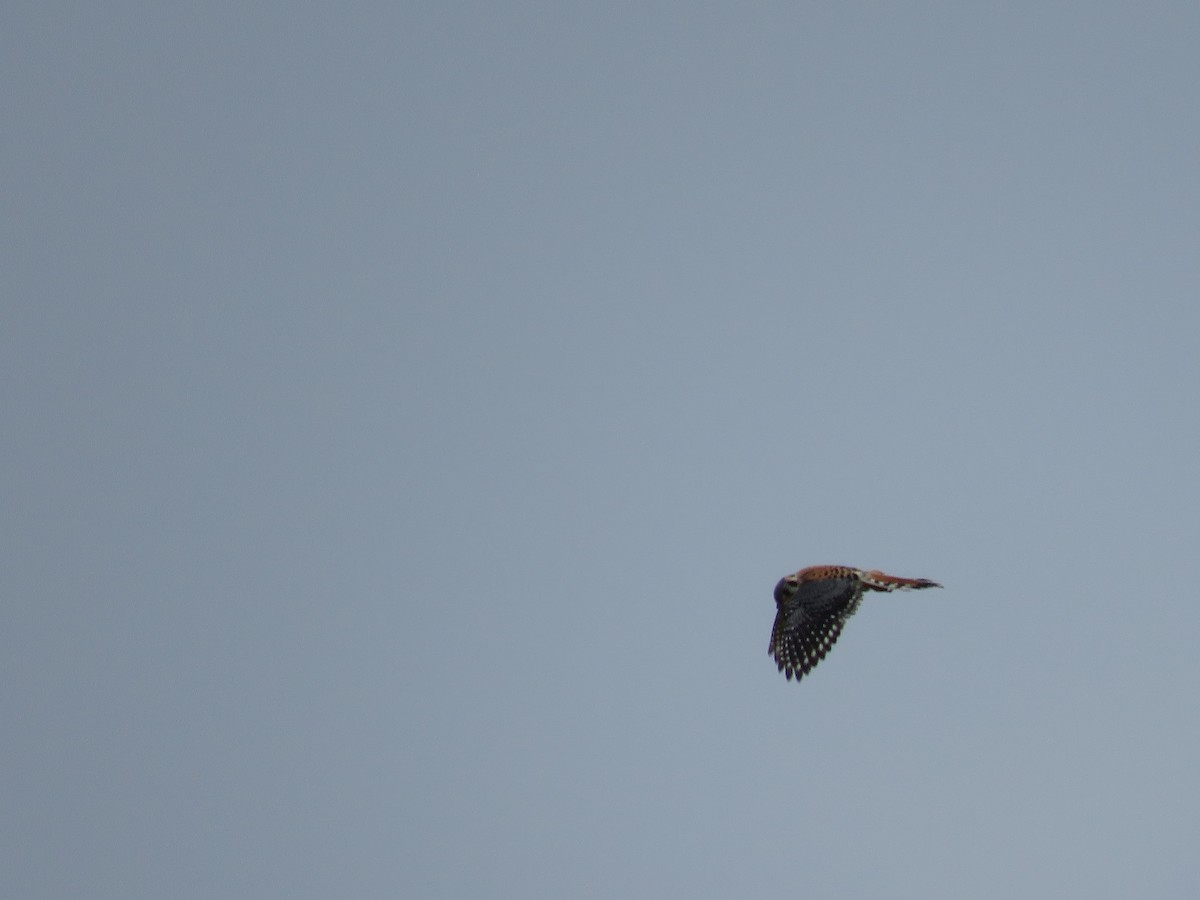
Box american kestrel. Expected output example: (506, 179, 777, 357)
(769, 565, 942, 682)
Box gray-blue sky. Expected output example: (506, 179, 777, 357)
(4, 3, 1200, 897)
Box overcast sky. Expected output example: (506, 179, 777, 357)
(5, 3, 1200, 898)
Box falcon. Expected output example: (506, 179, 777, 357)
(769, 565, 942, 682)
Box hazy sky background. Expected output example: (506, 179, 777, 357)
(5, 3, 1200, 897)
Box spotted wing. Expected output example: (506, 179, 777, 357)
(769, 574, 864, 682)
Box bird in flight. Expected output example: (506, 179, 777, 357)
(769, 565, 942, 682)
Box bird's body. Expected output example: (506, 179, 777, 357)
(769, 565, 942, 682)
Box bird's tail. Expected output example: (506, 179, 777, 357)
(861, 570, 942, 592)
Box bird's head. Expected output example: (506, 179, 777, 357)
(774, 574, 799, 606)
